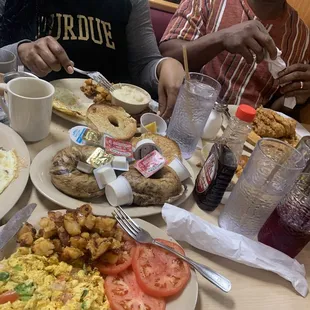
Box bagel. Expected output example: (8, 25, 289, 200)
(131, 133, 181, 163)
(122, 166, 184, 206)
(86, 103, 137, 140)
(50, 146, 104, 199)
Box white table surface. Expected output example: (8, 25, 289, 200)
(3, 113, 310, 310)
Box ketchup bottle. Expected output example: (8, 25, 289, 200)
(194, 104, 256, 211)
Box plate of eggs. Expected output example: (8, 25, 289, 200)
(0, 122, 30, 219)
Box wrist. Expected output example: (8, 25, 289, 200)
(17, 42, 31, 63)
(155, 57, 170, 82)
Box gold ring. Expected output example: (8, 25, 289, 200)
(300, 81, 304, 89)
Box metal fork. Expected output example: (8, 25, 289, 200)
(113, 206, 232, 293)
(73, 67, 117, 92)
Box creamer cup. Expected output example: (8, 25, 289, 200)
(94, 165, 117, 190)
(134, 139, 161, 160)
(105, 176, 133, 206)
(69, 126, 88, 146)
(168, 157, 191, 182)
(140, 113, 167, 136)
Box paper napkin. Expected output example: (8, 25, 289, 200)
(265, 48, 296, 109)
(162, 203, 308, 297)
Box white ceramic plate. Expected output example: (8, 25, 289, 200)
(30, 141, 195, 217)
(1, 209, 198, 310)
(50, 78, 93, 125)
(0, 123, 30, 219)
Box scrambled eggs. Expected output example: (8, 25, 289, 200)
(0, 149, 17, 194)
(0, 248, 109, 310)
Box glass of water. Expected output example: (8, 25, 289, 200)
(167, 73, 221, 159)
(219, 138, 305, 239)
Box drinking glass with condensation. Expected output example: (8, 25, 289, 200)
(219, 138, 305, 239)
(258, 136, 310, 257)
(167, 73, 221, 160)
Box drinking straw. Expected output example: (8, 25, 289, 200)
(182, 46, 195, 131)
(182, 46, 190, 82)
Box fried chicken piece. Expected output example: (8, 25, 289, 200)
(17, 223, 36, 246)
(64, 213, 81, 236)
(87, 237, 111, 260)
(70, 236, 88, 251)
(253, 107, 297, 139)
(61, 247, 84, 261)
(39, 217, 57, 239)
(94, 217, 117, 235)
(32, 238, 55, 256)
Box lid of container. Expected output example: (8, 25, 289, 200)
(235, 104, 256, 123)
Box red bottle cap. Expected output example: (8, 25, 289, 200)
(235, 104, 256, 123)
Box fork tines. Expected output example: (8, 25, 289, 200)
(91, 72, 114, 92)
(113, 206, 140, 240)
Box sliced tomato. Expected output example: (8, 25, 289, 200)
(0, 291, 19, 304)
(132, 238, 191, 298)
(95, 240, 136, 275)
(105, 269, 165, 310)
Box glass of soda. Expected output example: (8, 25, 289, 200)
(167, 73, 221, 159)
(218, 138, 305, 239)
(258, 140, 310, 258)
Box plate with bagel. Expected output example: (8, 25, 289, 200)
(51, 78, 152, 126)
(30, 133, 195, 217)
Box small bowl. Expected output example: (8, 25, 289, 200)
(140, 113, 167, 136)
(111, 83, 151, 115)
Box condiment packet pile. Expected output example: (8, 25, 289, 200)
(162, 203, 309, 297)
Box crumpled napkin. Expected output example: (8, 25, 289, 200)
(265, 48, 296, 109)
(162, 203, 308, 297)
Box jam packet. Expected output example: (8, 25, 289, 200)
(134, 150, 166, 178)
(104, 136, 134, 160)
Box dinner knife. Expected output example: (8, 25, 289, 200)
(0, 203, 37, 251)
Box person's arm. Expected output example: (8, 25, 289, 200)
(160, 33, 225, 72)
(127, 0, 185, 119)
(160, 0, 277, 71)
(126, 0, 162, 93)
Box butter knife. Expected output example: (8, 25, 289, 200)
(0, 203, 37, 258)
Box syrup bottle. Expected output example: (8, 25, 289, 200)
(194, 104, 256, 211)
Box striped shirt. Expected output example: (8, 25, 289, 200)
(161, 0, 310, 107)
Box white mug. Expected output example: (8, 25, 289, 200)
(0, 77, 55, 142)
(0, 50, 17, 73)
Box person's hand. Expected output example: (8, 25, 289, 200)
(157, 58, 185, 119)
(278, 63, 310, 105)
(220, 20, 277, 64)
(18, 36, 74, 77)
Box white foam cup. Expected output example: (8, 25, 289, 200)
(105, 176, 133, 206)
(140, 113, 167, 135)
(168, 157, 191, 182)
